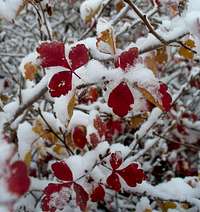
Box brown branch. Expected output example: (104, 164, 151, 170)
(10, 86, 48, 123)
(124, 0, 167, 45)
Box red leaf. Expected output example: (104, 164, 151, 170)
(7, 161, 30, 196)
(90, 185, 105, 202)
(115, 47, 139, 71)
(42, 183, 71, 212)
(110, 152, 123, 170)
(52, 161, 73, 181)
(48, 71, 72, 97)
(108, 82, 134, 117)
(69, 44, 89, 71)
(159, 83, 172, 112)
(105, 119, 124, 141)
(93, 116, 106, 138)
(89, 133, 100, 148)
(36, 41, 70, 68)
(106, 173, 121, 192)
(73, 183, 89, 211)
(117, 163, 145, 187)
(72, 125, 87, 149)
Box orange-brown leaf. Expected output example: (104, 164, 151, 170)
(24, 62, 38, 80)
(96, 28, 116, 55)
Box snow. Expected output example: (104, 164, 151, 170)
(0, 0, 23, 20)
(80, 0, 104, 22)
(17, 122, 38, 160)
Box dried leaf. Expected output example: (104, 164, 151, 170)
(97, 28, 116, 55)
(130, 113, 148, 129)
(24, 151, 32, 166)
(32, 119, 57, 143)
(24, 62, 38, 80)
(115, 1, 125, 12)
(67, 95, 76, 120)
(155, 47, 168, 64)
(160, 201, 177, 212)
(138, 86, 162, 110)
(179, 39, 195, 60)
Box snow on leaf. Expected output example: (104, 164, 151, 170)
(42, 183, 72, 212)
(51, 161, 73, 182)
(117, 163, 145, 187)
(7, 161, 30, 196)
(36, 41, 70, 68)
(69, 44, 89, 71)
(115, 47, 139, 71)
(106, 172, 121, 192)
(90, 185, 105, 202)
(108, 82, 134, 117)
(73, 183, 89, 211)
(96, 28, 116, 55)
(48, 71, 72, 97)
(110, 152, 123, 170)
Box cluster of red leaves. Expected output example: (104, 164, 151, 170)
(42, 161, 89, 211)
(108, 48, 138, 117)
(37, 41, 89, 97)
(7, 161, 30, 196)
(106, 152, 145, 191)
(72, 117, 124, 149)
(159, 83, 172, 112)
(42, 152, 145, 211)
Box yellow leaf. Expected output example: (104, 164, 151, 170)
(179, 39, 195, 60)
(67, 95, 76, 120)
(24, 151, 32, 166)
(32, 119, 57, 144)
(96, 28, 116, 55)
(130, 113, 148, 129)
(53, 144, 65, 155)
(155, 47, 168, 64)
(160, 201, 177, 212)
(138, 86, 163, 111)
(24, 62, 38, 80)
(144, 209, 152, 212)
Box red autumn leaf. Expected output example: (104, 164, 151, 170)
(110, 152, 123, 170)
(106, 172, 121, 192)
(48, 71, 72, 97)
(36, 41, 70, 68)
(72, 125, 87, 149)
(7, 161, 30, 196)
(73, 183, 89, 211)
(105, 119, 124, 141)
(69, 44, 89, 71)
(89, 133, 100, 148)
(93, 116, 106, 138)
(117, 163, 145, 187)
(90, 185, 105, 202)
(159, 83, 172, 112)
(115, 47, 139, 71)
(108, 82, 134, 117)
(51, 161, 73, 181)
(42, 183, 71, 212)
